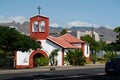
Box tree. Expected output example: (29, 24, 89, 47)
(104, 42, 116, 51)
(113, 26, 120, 51)
(81, 35, 106, 63)
(81, 35, 95, 53)
(65, 49, 86, 66)
(0, 25, 41, 68)
(60, 29, 67, 35)
(49, 49, 59, 66)
(104, 51, 117, 60)
(81, 35, 106, 52)
(0, 25, 41, 53)
(114, 26, 120, 43)
(81, 35, 95, 43)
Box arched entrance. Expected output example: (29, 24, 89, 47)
(29, 50, 48, 68)
(33, 53, 44, 67)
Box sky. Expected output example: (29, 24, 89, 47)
(0, 0, 120, 28)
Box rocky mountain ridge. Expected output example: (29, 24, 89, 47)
(0, 21, 117, 43)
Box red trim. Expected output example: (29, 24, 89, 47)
(15, 50, 48, 69)
(29, 50, 48, 68)
(30, 15, 49, 40)
(81, 43, 84, 56)
(30, 15, 49, 19)
(15, 65, 30, 69)
(62, 48, 64, 65)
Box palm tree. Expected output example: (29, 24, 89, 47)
(49, 49, 59, 66)
(65, 49, 86, 66)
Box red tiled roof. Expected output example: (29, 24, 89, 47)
(47, 34, 84, 49)
(47, 36, 77, 48)
(59, 34, 84, 43)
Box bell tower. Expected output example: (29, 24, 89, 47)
(30, 7, 49, 40)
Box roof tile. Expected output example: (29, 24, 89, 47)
(47, 34, 84, 48)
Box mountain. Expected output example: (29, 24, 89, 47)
(50, 26, 63, 33)
(95, 27, 117, 43)
(0, 21, 30, 34)
(0, 22, 117, 43)
(70, 26, 93, 31)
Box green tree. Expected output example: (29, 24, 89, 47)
(104, 42, 116, 51)
(49, 49, 59, 66)
(114, 26, 120, 43)
(113, 26, 120, 51)
(65, 49, 86, 66)
(104, 51, 117, 59)
(81, 35, 106, 63)
(60, 29, 67, 35)
(81, 35, 95, 44)
(81, 35, 95, 53)
(0, 25, 41, 53)
(93, 41, 106, 53)
(0, 25, 41, 68)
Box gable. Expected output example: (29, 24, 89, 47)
(47, 34, 85, 49)
(59, 34, 84, 43)
(47, 36, 77, 48)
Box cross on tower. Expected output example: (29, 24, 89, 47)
(38, 6, 41, 15)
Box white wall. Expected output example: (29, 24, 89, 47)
(84, 43, 90, 57)
(16, 51, 31, 65)
(16, 40, 64, 66)
(72, 43, 81, 48)
(40, 40, 63, 65)
(16, 39, 90, 66)
(64, 49, 70, 65)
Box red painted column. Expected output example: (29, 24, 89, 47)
(81, 43, 84, 56)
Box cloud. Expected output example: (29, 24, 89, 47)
(50, 23, 60, 27)
(65, 21, 99, 28)
(0, 16, 28, 24)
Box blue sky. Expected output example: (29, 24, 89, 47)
(0, 0, 120, 28)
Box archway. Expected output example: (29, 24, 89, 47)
(33, 53, 44, 67)
(29, 50, 48, 68)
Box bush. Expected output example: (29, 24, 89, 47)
(98, 51, 118, 64)
(35, 57, 49, 66)
(90, 53, 98, 64)
(65, 49, 86, 66)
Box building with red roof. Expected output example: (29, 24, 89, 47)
(15, 13, 90, 68)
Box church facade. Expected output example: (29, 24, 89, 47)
(15, 14, 90, 68)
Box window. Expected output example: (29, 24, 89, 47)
(39, 21, 45, 32)
(32, 21, 39, 32)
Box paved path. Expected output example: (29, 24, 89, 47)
(0, 64, 105, 74)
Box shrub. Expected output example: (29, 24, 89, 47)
(65, 49, 86, 66)
(35, 57, 49, 66)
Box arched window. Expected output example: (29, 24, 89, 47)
(32, 21, 39, 32)
(39, 21, 45, 32)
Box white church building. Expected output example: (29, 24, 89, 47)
(15, 14, 90, 68)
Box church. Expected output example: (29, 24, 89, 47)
(15, 9, 90, 68)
